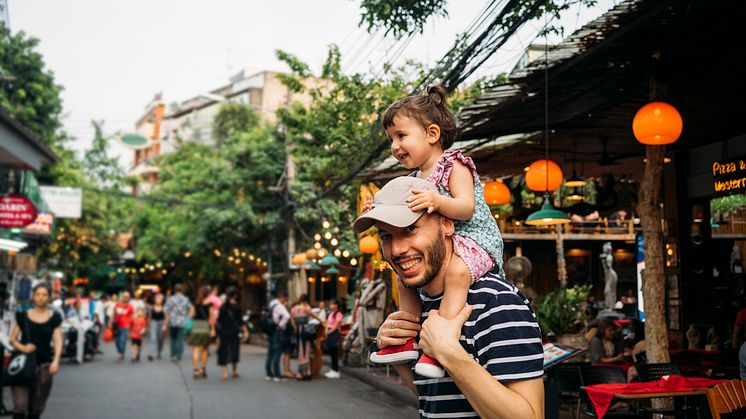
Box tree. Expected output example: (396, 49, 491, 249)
(134, 105, 286, 284)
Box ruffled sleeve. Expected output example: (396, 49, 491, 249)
(427, 149, 479, 193)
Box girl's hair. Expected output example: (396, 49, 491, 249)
(226, 286, 238, 302)
(195, 285, 211, 303)
(381, 84, 458, 149)
(32, 281, 52, 296)
(294, 293, 309, 306)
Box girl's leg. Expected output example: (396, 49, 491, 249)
(131, 343, 138, 361)
(439, 255, 472, 319)
(192, 346, 200, 372)
(148, 322, 158, 357)
(200, 346, 208, 370)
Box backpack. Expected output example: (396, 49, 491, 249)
(259, 302, 278, 335)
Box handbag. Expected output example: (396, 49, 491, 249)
(184, 317, 194, 335)
(103, 327, 114, 343)
(3, 312, 37, 387)
(303, 322, 320, 341)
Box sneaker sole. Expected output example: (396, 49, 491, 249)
(414, 362, 446, 379)
(369, 350, 419, 365)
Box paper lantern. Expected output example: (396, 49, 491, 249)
(632, 101, 682, 145)
(483, 180, 510, 205)
(525, 159, 563, 192)
(359, 236, 378, 254)
(305, 248, 318, 260)
(292, 253, 308, 265)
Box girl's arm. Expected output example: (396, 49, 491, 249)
(209, 307, 216, 337)
(50, 326, 63, 375)
(409, 161, 475, 220)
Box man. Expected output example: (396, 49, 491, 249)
(113, 291, 134, 363)
(264, 291, 291, 381)
(354, 176, 544, 418)
(163, 284, 193, 362)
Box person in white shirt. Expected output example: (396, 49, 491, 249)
(264, 291, 290, 381)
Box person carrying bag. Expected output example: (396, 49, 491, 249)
(8, 282, 63, 419)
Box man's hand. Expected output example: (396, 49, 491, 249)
(408, 189, 442, 214)
(376, 311, 420, 349)
(419, 305, 472, 360)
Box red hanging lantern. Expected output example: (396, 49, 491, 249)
(484, 180, 510, 205)
(359, 236, 378, 254)
(525, 159, 563, 192)
(632, 101, 682, 145)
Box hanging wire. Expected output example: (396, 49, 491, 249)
(544, 13, 550, 193)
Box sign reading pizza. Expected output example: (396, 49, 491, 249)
(0, 195, 38, 228)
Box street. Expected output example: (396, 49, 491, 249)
(19, 341, 418, 419)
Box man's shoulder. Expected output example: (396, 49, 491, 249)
(467, 271, 530, 308)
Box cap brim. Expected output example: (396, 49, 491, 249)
(352, 205, 423, 234)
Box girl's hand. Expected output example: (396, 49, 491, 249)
(408, 189, 441, 213)
(362, 197, 373, 214)
(22, 343, 37, 354)
(49, 360, 59, 375)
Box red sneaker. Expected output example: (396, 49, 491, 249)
(369, 339, 419, 365)
(414, 354, 445, 378)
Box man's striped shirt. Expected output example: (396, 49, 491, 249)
(415, 270, 544, 418)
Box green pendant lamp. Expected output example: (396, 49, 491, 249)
(526, 39, 570, 227)
(325, 266, 340, 275)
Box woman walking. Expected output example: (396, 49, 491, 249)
(324, 299, 344, 379)
(148, 294, 166, 361)
(290, 294, 320, 380)
(216, 287, 248, 380)
(185, 286, 215, 379)
(9, 282, 62, 419)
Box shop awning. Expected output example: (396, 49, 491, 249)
(0, 108, 58, 170)
(0, 237, 28, 252)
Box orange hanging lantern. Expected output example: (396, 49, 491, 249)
(305, 248, 319, 260)
(525, 159, 563, 192)
(359, 235, 378, 254)
(632, 101, 682, 145)
(484, 180, 510, 205)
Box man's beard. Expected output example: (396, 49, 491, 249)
(400, 233, 446, 290)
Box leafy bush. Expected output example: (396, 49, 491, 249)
(535, 285, 590, 335)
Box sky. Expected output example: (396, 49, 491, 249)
(8, 0, 615, 172)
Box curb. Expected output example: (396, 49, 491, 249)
(324, 359, 418, 407)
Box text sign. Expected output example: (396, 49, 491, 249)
(713, 158, 746, 194)
(39, 186, 82, 218)
(0, 195, 38, 228)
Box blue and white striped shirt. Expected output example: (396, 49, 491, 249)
(415, 270, 544, 418)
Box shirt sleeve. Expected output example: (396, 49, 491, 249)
(51, 312, 63, 329)
(472, 291, 544, 382)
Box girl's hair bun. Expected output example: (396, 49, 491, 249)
(425, 84, 448, 107)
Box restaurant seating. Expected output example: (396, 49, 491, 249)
(707, 379, 746, 419)
(583, 366, 636, 417)
(636, 363, 682, 382)
(553, 362, 591, 419)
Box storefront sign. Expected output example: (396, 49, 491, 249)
(712, 157, 746, 194)
(0, 195, 37, 228)
(39, 186, 82, 218)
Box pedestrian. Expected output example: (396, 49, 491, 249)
(313, 301, 327, 322)
(148, 293, 166, 361)
(9, 282, 62, 419)
(163, 283, 192, 362)
(185, 286, 215, 379)
(264, 291, 291, 381)
(87, 290, 105, 355)
(130, 289, 146, 312)
(216, 287, 248, 380)
(323, 299, 344, 379)
(129, 307, 147, 363)
(290, 294, 320, 380)
(364, 86, 505, 379)
(104, 293, 117, 328)
(113, 291, 134, 363)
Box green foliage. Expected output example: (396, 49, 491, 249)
(359, 0, 448, 38)
(535, 284, 590, 335)
(134, 108, 286, 280)
(212, 103, 260, 147)
(0, 24, 64, 149)
(711, 194, 746, 218)
(358, 0, 599, 39)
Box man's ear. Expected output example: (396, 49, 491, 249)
(439, 215, 455, 237)
(426, 124, 441, 145)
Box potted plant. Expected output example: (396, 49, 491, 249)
(535, 284, 591, 348)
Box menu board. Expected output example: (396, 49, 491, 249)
(543, 343, 582, 368)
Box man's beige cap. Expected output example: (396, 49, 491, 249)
(352, 176, 437, 234)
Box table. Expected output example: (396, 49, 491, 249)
(583, 375, 725, 418)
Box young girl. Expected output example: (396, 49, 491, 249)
(368, 85, 504, 378)
(130, 307, 147, 363)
